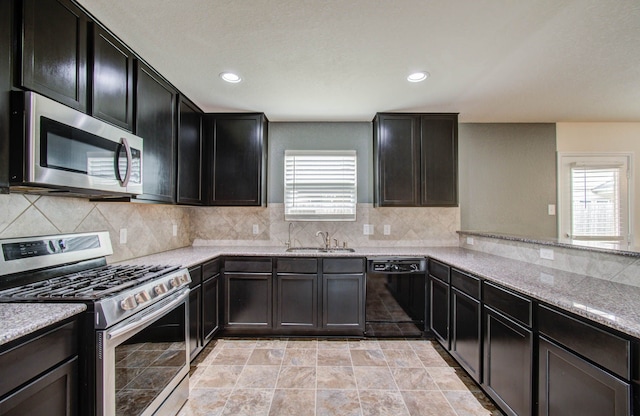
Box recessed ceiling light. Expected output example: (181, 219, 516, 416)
(407, 71, 429, 83)
(220, 72, 242, 83)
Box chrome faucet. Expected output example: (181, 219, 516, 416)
(286, 222, 294, 249)
(315, 231, 330, 250)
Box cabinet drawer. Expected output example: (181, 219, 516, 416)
(277, 258, 318, 273)
(451, 269, 480, 299)
(0, 320, 78, 397)
(538, 305, 630, 379)
(483, 282, 531, 327)
(224, 257, 272, 273)
(203, 258, 220, 280)
(428, 259, 450, 283)
(323, 258, 364, 274)
(188, 265, 202, 288)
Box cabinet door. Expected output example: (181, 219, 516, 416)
(276, 274, 318, 328)
(420, 114, 458, 206)
(539, 337, 630, 416)
(322, 273, 364, 330)
(202, 275, 219, 340)
(450, 288, 481, 382)
(483, 306, 532, 416)
(177, 96, 203, 205)
(538, 338, 631, 416)
(135, 61, 176, 203)
(429, 275, 450, 348)
(209, 114, 266, 206)
(225, 273, 272, 327)
(0, 357, 77, 416)
(188, 285, 202, 360)
(91, 24, 134, 131)
(374, 114, 420, 206)
(21, 0, 88, 111)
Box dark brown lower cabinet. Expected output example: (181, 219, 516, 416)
(483, 306, 532, 416)
(202, 273, 219, 340)
(276, 274, 318, 328)
(429, 275, 449, 348)
(188, 284, 202, 358)
(0, 357, 77, 416)
(0, 320, 78, 416)
(225, 273, 272, 328)
(450, 287, 481, 382)
(322, 258, 365, 332)
(538, 337, 630, 416)
(322, 273, 364, 330)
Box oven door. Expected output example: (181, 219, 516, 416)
(96, 289, 189, 416)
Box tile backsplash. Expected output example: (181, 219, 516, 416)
(190, 203, 461, 248)
(0, 194, 191, 262)
(0, 194, 460, 262)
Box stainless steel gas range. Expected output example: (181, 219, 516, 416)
(0, 231, 191, 416)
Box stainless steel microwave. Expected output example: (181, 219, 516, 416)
(9, 91, 143, 196)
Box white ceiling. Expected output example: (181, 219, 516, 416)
(77, 0, 640, 122)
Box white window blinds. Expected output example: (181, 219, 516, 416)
(570, 163, 627, 241)
(284, 150, 357, 221)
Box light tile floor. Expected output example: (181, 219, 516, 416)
(179, 338, 504, 416)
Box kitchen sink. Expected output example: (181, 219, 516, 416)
(286, 247, 356, 253)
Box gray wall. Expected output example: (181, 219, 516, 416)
(268, 122, 373, 204)
(458, 123, 557, 238)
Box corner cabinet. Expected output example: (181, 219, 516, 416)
(20, 0, 88, 111)
(373, 113, 458, 207)
(135, 61, 177, 203)
(205, 113, 268, 206)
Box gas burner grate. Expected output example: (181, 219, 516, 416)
(0, 264, 179, 300)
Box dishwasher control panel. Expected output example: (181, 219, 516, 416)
(367, 257, 427, 273)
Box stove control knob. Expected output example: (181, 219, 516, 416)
(180, 273, 189, 284)
(121, 295, 138, 311)
(169, 276, 181, 288)
(135, 290, 151, 304)
(154, 283, 168, 295)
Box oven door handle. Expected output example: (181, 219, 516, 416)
(107, 289, 188, 340)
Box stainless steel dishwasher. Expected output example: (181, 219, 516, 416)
(365, 257, 427, 337)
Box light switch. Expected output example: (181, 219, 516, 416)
(539, 248, 554, 260)
(119, 228, 127, 244)
(383, 225, 391, 235)
(252, 224, 259, 235)
(172, 224, 178, 237)
(466, 237, 474, 245)
(548, 204, 556, 216)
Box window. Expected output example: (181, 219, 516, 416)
(558, 153, 632, 244)
(284, 150, 357, 221)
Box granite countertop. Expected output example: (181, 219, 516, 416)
(0, 303, 87, 347)
(118, 244, 640, 340)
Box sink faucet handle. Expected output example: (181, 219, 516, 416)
(333, 238, 338, 248)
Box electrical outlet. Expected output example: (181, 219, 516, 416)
(119, 228, 127, 244)
(466, 237, 474, 245)
(548, 204, 556, 216)
(540, 272, 554, 284)
(252, 224, 259, 235)
(383, 225, 391, 235)
(540, 248, 554, 260)
(172, 224, 178, 237)
(363, 224, 374, 235)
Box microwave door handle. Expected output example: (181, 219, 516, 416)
(114, 137, 133, 187)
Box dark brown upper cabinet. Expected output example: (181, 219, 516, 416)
(205, 113, 268, 206)
(90, 24, 134, 131)
(20, 0, 88, 111)
(135, 61, 177, 203)
(374, 113, 458, 207)
(177, 95, 204, 205)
